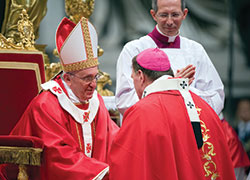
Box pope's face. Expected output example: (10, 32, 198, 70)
(131, 68, 143, 99)
(65, 66, 98, 102)
(151, 0, 188, 36)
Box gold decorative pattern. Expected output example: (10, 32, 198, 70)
(203, 161, 219, 180)
(97, 70, 114, 96)
(0, 61, 42, 92)
(62, 18, 99, 72)
(44, 62, 62, 81)
(75, 121, 96, 153)
(93, 121, 96, 137)
(75, 122, 83, 151)
(0, 146, 42, 166)
(1, 0, 47, 41)
(17, 9, 36, 49)
(18, 165, 28, 180)
(65, 0, 95, 23)
(81, 18, 94, 61)
(0, 9, 37, 51)
(63, 57, 98, 72)
(197, 106, 219, 179)
(0, 33, 22, 50)
(0, 146, 42, 180)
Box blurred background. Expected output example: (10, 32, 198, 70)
(1, 0, 250, 148)
(32, 0, 250, 121)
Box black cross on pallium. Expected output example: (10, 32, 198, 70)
(143, 91, 147, 97)
(180, 81, 188, 89)
(187, 101, 194, 109)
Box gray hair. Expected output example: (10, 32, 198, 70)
(132, 56, 174, 81)
(152, 0, 186, 12)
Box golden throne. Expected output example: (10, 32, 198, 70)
(0, 9, 44, 180)
(0, 0, 119, 179)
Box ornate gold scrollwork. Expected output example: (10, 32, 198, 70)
(202, 142, 216, 161)
(65, 0, 95, 23)
(1, 0, 47, 41)
(43, 48, 62, 81)
(0, 9, 36, 51)
(17, 9, 36, 49)
(97, 71, 114, 96)
(44, 62, 62, 81)
(197, 106, 219, 179)
(203, 161, 219, 179)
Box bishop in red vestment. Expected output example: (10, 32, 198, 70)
(108, 48, 236, 180)
(1, 17, 119, 180)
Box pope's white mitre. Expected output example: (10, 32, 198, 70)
(56, 17, 99, 72)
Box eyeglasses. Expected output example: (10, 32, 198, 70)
(68, 73, 101, 83)
(156, 12, 182, 20)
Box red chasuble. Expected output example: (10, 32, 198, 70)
(5, 77, 119, 180)
(109, 90, 236, 180)
(221, 120, 250, 168)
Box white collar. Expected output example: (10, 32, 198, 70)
(142, 75, 189, 98)
(62, 78, 82, 104)
(41, 80, 100, 158)
(41, 80, 99, 124)
(142, 76, 200, 123)
(156, 25, 180, 43)
(142, 76, 202, 149)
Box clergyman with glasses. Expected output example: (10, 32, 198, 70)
(115, 0, 224, 117)
(115, 0, 250, 178)
(1, 17, 119, 180)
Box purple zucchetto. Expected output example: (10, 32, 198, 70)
(136, 48, 171, 71)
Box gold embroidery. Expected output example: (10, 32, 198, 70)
(61, 17, 99, 72)
(202, 142, 216, 160)
(203, 161, 219, 179)
(93, 120, 96, 137)
(200, 121, 210, 142)
(62, 57, 99, 72)
(75, 122, 83, 150)
(75, 121, 96, 153)
(81, 18, 94, 60)
(197, 106, 219, 179)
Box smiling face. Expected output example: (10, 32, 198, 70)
(63, 66, 98, 102)
(150, 0, 188, 36)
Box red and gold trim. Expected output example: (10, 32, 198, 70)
(81, 18, 94, 63)
(62, 57, 98, 72)
(196, 106, 219, 179)
(58, 17, 99, 72)
(75, 121, 96, 155)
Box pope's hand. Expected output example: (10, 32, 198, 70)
(175, 64, 196, 85)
